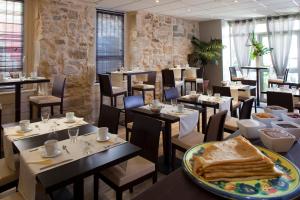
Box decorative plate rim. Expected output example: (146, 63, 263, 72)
(182, 143, 300, 200)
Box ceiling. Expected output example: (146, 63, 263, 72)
(88, 0, 300, 21)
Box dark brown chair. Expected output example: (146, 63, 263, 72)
(267, 91, 294, 112)
(171, 110, 228, 169)
(229, 67, 244, 82)
(124, 95, 145, 140)
(224, 98, 255, 133)
(239, 80, 257, 113)
(95, 114, 162, 200)
(184, 67, 204, 92)
(98, 104, 120, 135)
(164, 87, 180, 102)
(99, 74, 127, 107)
(212, 86, 241, 117)
(268, 68, 289, 87)
(29, 75, 66, 120)
(132, 71, 156, 101)
(162, 69, 184, 97)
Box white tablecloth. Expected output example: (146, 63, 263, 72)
(18, 133, 126, 200)
(143, 104, 198, 138)
(197, 95, 232, 116)
(3, 117, 87, 171)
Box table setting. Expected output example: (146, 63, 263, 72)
(17, 125, 127, 200)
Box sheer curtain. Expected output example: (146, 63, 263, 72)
(267, 16, 294, 77)
(230, 20, 255, 74)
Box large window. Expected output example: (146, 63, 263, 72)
(0, 0, 24, 72)
(96, 10, 124, 74)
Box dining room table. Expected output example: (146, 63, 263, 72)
(0, 77, 50, 122)
(4, 119, 141, 200)
(240, 66, 269, 106)
(131, 104, 201, 174)
(133, 130, 300, 200)
(109, 70, 156, 96)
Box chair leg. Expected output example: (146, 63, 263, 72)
(152, 171, 157, 184)
(51, 106, 54, 116)
(114, 96, 117, 107)
(100, 95, 103, 106)
(142, 90, 145, 102)
(254, 99, 257, 113)
(153, 89, 156, 101)
(60, 103, 63, 114)
(125, 129, 129, 141)
(129, 187, 133, 193)
(172, 144, 176, 170)
(116, 190, 123, 200)
(181, 86, 183, 96)
(30, 103, 33, 120)
(93, 175, 99, 200)
(37, 106, 42, 120)
(184, 82, 187, 95)
(110, 97, 113, 107)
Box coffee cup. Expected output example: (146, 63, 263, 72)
(66, 112, 75, 122)
(30, 72, 37, 79)
(177, 104, 184, 113)
(44, 140, 58, 156)
(98, 127, 109, 140)
(19, 120, 30, 131)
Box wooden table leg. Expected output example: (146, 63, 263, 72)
(73, 179, 84, 200)
(256, 69, 261, 107)
(202, 107, 207, 133)
(162, 122, 172, 174)
(127, 75, 132, 96)
(15, 83, 21, 122)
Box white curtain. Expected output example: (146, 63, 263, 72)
(267, 16, 294, 77)
(231, 20, 255, 71)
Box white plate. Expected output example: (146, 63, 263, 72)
(17, 127, 33, 133)
(64, 119, 76, 123)
(41, 148, 62, 158)
(96, 135, 110, 142)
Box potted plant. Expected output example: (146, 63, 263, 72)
(248, 32, 272, 67)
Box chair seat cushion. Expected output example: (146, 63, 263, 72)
(0, 158, 18, 187)
(29, 95, 61, 104)
(232, 100, 241, 110)
(175, 80, 184, 87)
(2, 192, 23, 200)
(185, 77, 196, 82)
(238, 96, 255, 102)
(268, 79, 284, 84)
(224, 117, 239, 132)
(132, 84, 155, 89)
(171, 131, 205, 150)
(100, 156, 155, 186)
(112, 86, 127, 95)
(232, 77, 244, 81)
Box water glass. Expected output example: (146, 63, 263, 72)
(171, 99, 177, 107)
(68, 128, 79, 143)
(207, 90, 212, 97)
(41, 112, 49, 123)
(291, 86, 297, 93)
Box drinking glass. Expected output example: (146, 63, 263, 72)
(291, 86, 297, 93)
(41, 111, 49, 123)
(171, 99, 177, 110)
(68, 128, 79, 143)
(207, 90, 212, 97)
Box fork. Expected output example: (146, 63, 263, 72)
(62, 145, 70, 154)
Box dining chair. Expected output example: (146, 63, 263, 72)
(212, 85, 241, 117)
(162, 69, 184, 97)
(239, 80, 257, 113)
(98, 74, 127, 107)
(268, 68, 289, 87)
(95, 114, 162, 200)
(224, 98, 255, 133)
(164, 87, 180, 102)
(229, 67, 244, 82)
(171, 110, 228, 169)
(0, 158, 18, 193)
(184, 67, 204, 93)
(132, 71, 156, 101)
(267, 91, 294, 112)
(98, 104, 120, 135)
(29, 75, 66, 120)
(124, 95, 145, 140)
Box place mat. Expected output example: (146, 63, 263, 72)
(3, 117, 87, 171)
(18, 133, 126, 200)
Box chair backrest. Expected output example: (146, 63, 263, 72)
(196, 67, 204, 79)
(161, 69, 175, 88)
(130, 114, 162, 163)
(144, 71, 156, 85)
(204, 110, 228, 142)
(52, 75, 66, 100)
(212, 86, 231, 97)
(267, 91, 294, 112)
(164, 87, 180, 102)
(239, 98, 254, 119)
(98, 104, 120, 134)
(229, 67, 237, 80)
(98, 74, 113, 96)
(124, 95, 145, 124)
(283, 68, 289, 82)
(241, 80, 256, 96)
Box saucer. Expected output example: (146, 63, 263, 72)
(41, 148, 62, 158)
(96, 135, 110, 142)
(64, 118, 76, 123)
(17, 127, 32, 133)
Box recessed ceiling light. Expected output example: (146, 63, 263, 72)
(155, 0, 159, 3)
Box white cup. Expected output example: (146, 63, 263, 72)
(98, 127, 109, 140)
(19, 120, 30, 131)
(66, 112, 75, 122)
(152, 99, 160, 107)
(177, 104, 184, 113)
(30, 72, 37, 79)
(190, 91, 196, 96)
(44, 140, 58, 155)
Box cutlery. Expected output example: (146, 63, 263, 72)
(83, 132, 94, 136)
(28, 159, 52, 165)
(104, 142, 122, 150)
(13, 134, 39, 141)
(62, 145, 70, 154)
(29, 148, 39, 152)
(40, 159, 73, 170)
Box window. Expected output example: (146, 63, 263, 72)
(96, 10, 124, 75)
(0, 0, 24, 72)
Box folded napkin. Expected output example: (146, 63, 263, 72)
(27, 159, 52, 165)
